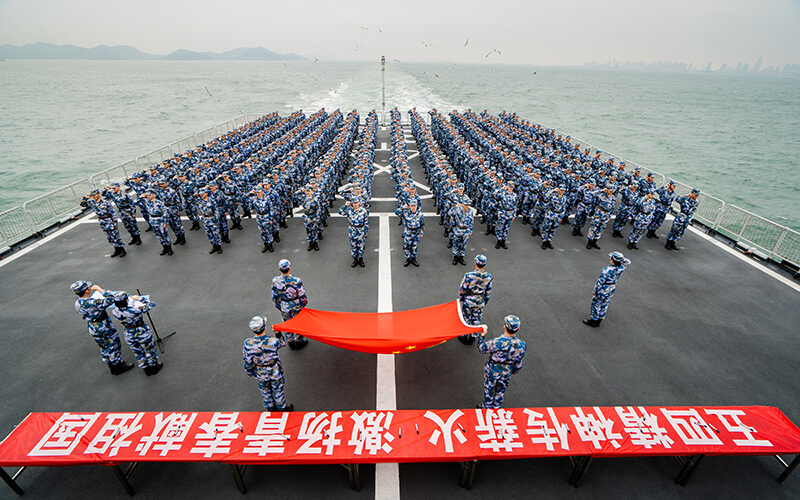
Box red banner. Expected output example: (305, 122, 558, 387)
(272, 300, 484, 354)
(1, 406, 799, 467)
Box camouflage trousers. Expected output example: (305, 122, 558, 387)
(540, 212, 562, 242)
(280, 309, 306, 343)
(572, 203, 592, 230)
(648, 205, 671, 231)
(349, 225, 368, 259)
(530, 204, 546, 230)
(587, 210, 612, 240)
(123, 325, 159, 369)
(183, 201, 200, 224)
(164, 207, 185, 237)
(590, 290, 615, 321)
(119, 209, 140, 237)
(451, 228, 471, 257)
(303, 215, 320, 243)
(149, 216, 172, 246)
(402, 228, 421, 259)
(667, 213, 691, 242)
(628, 215, 653, 244)
(98, 217, 125, 249)
(482, 362, 513, 409)
(613, 205, 634, 231)
(256, 374, 287, 410)
(495, 211, 514, 240)
(256, 215, 274, 245)
(88, 321, 123, 365)
(201, 215, 222, 246)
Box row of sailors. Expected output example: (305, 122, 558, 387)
(85, 110, 345, 255)
(337, 111, 378, 267)
(388, 109, 425, 267)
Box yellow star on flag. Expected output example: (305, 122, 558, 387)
(405, 345, 417, 350)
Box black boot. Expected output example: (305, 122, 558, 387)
(459, 256, 467, 265)
(160, 245, 173, 256)
(190, 221, 201, 231)
(222, 234, 231, 244)
(541, 242, 548, 250)
(586, 239, 593, 250)
(458, 335, 476, 345)
(216, 244, 223, 254)
(411, 258, 419, 267)
(288, 341, 298, 350)
(209, 245, 217, 254)
(522, 216, 530, 225)
(145, 362, 164, 376)
(582, 319, 601, 328)
(485, 226, 492, 235)
(453, 256, 459, 265)
(353, 257, 361, 267)
(500, 240, 508, 249)
(145, 225, 153, 232)
(313, 242, 320, 251)
(109, 362, 134, 375)
(130, 234, 142, 245)
(627, 242, 638, 250)
(262, 243, 270, 253)
(591, 239, 601, 249)
(318, 232, 323, 240)
(281, 219, 288, 229)
(307, 242, 314, 251)
(646, 229, 655, 239)
(439, 215, 444, 225)
(405, 258, 412, 267)
(273, 232, 281, 242)
(295, 338, 308, 349)
(560, 215, 570, 225)
(531, 228, 540, 237)
(279, 403, 295, 412)
(612, 230, 623, 238)
(267, 242, 274, 252)
(447, 239, 453, 248)
(111, 246, 124, 258)
(495, 239, 502, 249)
(358, 257, 364, 267)
(322, 219, 327, 227)
(176, 234, 186, 245)
(234, 221, 243, 230)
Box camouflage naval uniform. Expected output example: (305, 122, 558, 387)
(477, 330, 526, 409)
(110, 295, 161, 372)
(196, 193, 223, 248)
(612, 184, 639, 234)
(667, 193, 700, 246)
(80, 196, 125, 252)
(302, 193, 322, 249)
(450, 204, 474, 260)
(397, 205, 425, 263)
(586, 189, 616, 243)
(458, 266, 493, 342)
(571, 183, 597, 235)
(589, 255, 631, 321)
(494, 187, 517, 245)
(102, 188, 140, 240)
(272, 274, 308, 344)
(243, 331, 289, 410)
(144, 196, 172, 247)
(648, 184, 677, 235)
(249, 191, 275, 249)
(627, 195, 656, 246)
(540, 190, 568, 245)
(75, 289, 123, 366)
(158, 185, 186, 240)
(339, 203, 370, 261)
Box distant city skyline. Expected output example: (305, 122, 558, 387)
(1, 0, 799, 68)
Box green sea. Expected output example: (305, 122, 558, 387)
(1, 60, 798, 230)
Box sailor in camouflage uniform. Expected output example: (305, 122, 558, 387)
(494, 182, 517, 249)
(196, 188, 223, 254)
(301, 182, 321, 252)
(611, 182, 639, 238)
(627, 191, 656, 250)
(646, 180, 677, 239)
(586, 186, 616, 250)
(102, 183, 141, 245)
(458, 254, 493, 345)
(143, 189, 173, 256)
(666, 189, 700, 251)
(540, 185, 568, 250)
(110, 292, 163, 375)
(80, 190, 126, 257)
(397, 200, 424, 267)
(477, 315, 526, 409)
(175, 173, 201, 231)
(249, 185, 275, 253)
(157, 178, 186, 246)
(583, 251, 631, 327)
(571, 180, 596, 237)
(71, 281, 133, 375)
(450, 199, 474, 265)
(271, 259, 309, 350)
(339, 199, 370, 268)
(243, 315, 293, 411)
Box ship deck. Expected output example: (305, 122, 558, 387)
(1, 125, 799, 499)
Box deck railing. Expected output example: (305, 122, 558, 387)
(1, 112, 798, 276)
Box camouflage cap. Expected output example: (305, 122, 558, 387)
(278, 259, 291, 271)
(474, 254, 487, 266)
(609, 251, 626, 263)
(504, 315, 521, 333)
(69, 280, 92, 294)
(248, 315, 268, 333)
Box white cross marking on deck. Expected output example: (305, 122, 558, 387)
(375, 214, 400, 499)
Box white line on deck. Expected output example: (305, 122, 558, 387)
(375, 214, 400, 499)
(0, 221, 84, 269)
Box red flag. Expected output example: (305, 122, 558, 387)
(273, 300, 483, 354)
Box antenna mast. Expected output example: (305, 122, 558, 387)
(381, 55, 386, 125)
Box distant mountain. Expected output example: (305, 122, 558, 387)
(0, 43, 307, 61)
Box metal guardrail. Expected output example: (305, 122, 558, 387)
(0, 207, 35, 248)
(90, 160, 140, 190)
(22, 179, 92, 230)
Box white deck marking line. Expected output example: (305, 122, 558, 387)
(375, 214, 400, 499)
(687, 225, 800, 294)
(0, 220, 84, 268)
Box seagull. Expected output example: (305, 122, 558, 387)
(485, 48, 501, 58)
(464, 38, 469, 47)
(354, 44, 363, 51)
(527, 89, 534, 92)
(393, 58, 401, 63)
(378, 29, 383, 34)
(435, 74, 440, 78)
(362, 26, 368, 30)
(314, 58, 319, 62)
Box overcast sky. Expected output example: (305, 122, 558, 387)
(1, 0, 798, 68)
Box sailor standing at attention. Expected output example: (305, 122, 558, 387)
(102, 182, 141, 245)
(477, 315, 526, 409)
(80, 189, 126, 257)
(243, 315, 293, 411)
(397, 199, 425, 267)
(665, 188, 701, 251)
(339, 198, 370, 268)
(583, 251, 631, 328)
(458, 254, 493, 345)
(271, 259, 309, 350)
(143, 188, 173, 256)
(71, 281, 134, 375)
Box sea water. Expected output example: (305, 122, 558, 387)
(1, 60, 798, 230)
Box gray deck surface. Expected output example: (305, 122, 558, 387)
(1, 124, 799, 499)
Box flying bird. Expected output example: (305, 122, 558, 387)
(354, 44, 363, 51)
(485, 48, 502, 58)
(378, 29, 383, 34)
(464, 38, 469, 47)
(435, 74, 440, 78)
(393, 58, 401, 63)
(314, 58, 319, 62)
